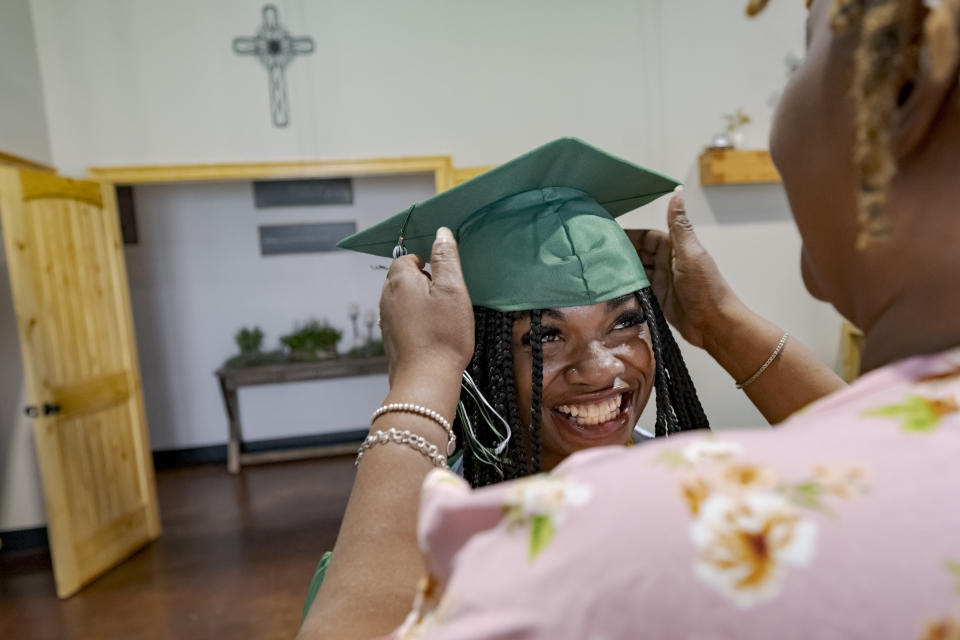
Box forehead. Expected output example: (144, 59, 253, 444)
(514, 294, 638, 324)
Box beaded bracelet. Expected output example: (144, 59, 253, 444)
(371, 403, 455, 455)
(355, 428, 449, 469)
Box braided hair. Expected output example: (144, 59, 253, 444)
(455, 288, 709, 488)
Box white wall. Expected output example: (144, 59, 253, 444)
(29, 0, 665, 176)
(128, 175, 434, 449)
(0, 229, 48, 532)
(0, 0, 50, 531)
(0, 0, 51, 164)
(24, 0, 844, 448)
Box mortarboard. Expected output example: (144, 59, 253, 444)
(338, 137, 679, 312)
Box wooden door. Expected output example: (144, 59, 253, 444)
(0, 168, 160, 598)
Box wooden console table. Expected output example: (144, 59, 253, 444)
(215, 356, 388, 473)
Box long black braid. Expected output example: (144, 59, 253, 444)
(528, 309, 544, 477)
(498, 311, 523, 478)
(637, 290, 708, 436)
(455, 287, 709, 488)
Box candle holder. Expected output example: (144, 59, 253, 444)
(363, 310, 378, 347)
(348, 303, 362, 348)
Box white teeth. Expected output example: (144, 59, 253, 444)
(556, 393, 624, 425)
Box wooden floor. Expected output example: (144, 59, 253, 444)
(0, 456, 356, 640)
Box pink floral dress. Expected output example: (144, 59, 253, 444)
(386, 348, 960, 639)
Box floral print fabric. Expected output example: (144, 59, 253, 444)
(387, 348, 960, 639)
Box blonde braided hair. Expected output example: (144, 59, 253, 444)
(746, 0, 960, 248)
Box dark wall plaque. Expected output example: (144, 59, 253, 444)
(259, 222, 357, 255)
(253, 178, 354, 208)
(116, 185, 138, 245)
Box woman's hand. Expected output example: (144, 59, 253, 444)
(625, 188, 845, 424)
(304, 229, 473, 640)
(625, 187, 744, 349)
(380, 227, 475, 384)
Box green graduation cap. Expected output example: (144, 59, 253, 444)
(338, 137, 679, 312)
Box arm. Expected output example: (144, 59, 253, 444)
(699, 300, 844, 424)
(298, 228, 473, 640)
(626, 188, 844, 425)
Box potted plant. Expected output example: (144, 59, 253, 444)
(223, 326, 289, 369)
(347, 339, 385, 359)
(280, 320, 342, 361)
(709, 108, 751, 150)
(235, 326, 264, 354)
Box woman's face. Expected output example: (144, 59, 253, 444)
(769, 0, 863, 318)
(512, 294, 656, 471)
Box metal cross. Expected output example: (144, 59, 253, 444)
(232, 5, 315, 128)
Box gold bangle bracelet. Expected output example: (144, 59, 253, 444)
(736, 331, 790, 390)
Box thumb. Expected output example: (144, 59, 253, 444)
(667, 186, 701, 258)
(429, 227, 467, 290)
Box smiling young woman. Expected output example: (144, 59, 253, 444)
(516, 294, 655, 466)
(300, 140, 713, 632)
(461, 286, 707, 484)
(510, 293, 670, 472)
(340, 137, 710, 488)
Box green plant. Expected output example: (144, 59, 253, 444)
(280, 320, 342, 358)
(346, 339, 385, 359)
(723, 107, 751, 133)
(235, 326, 265, 354)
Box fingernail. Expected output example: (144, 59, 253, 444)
(436, 227, 454, 243)
(674, 185, 684, 194)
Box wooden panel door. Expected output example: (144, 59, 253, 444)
(0, 168, 160, 598)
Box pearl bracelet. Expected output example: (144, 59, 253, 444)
(371, 403, 455, 455)
(355, 428, 449, 469)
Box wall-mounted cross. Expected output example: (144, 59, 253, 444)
(232, 5, 315, 128)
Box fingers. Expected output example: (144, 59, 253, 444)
(651, 226, 672, 293)
(623, 229, 645, 251)
(667, 186, 700, 257)
(639, 231, 668, 266)
(641, 229, 663, 254)
(385, 227, 465, 297)
(428, 227, 467, 291)
(626, 230, 665, 284)
(386, 253, 426, 282)
(625, 229, 668, 266)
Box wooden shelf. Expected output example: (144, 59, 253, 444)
(87, 158, 512, 194)
(215, 356, 388, 473)
(216, 356, 388, 388)
(452, 165, 495, 186)
(0, 149, 55, 174)
(87, 155, 456, 192)
(840, 321, 864, 383)
(699, 149, 781, 185)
